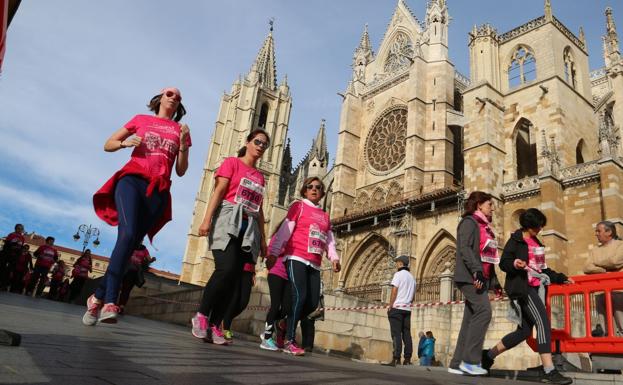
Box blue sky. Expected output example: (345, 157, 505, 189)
(0, 0, 619, 274)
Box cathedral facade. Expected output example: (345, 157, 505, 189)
(182, 0, 623, 305)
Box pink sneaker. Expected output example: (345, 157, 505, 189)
(99, 303, 120, 324)
(82, 294, 102, 326)
(209, 325, 229, 345)
(276, 320, 286, 350)
(283, 340, 305, 356)
(191, 313, 208, 339)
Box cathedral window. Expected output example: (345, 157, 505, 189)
(450, 125, 463, 185)
(563, 47, 577, 89)
(365, 107, 408, 174)
(258, 102, 269, 128)
(514, 118, 538, 179)
(508, 46, 536, 88)
(576, 139, 586, 164)
(384, 32, 414, 73)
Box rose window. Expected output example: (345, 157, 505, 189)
(366, 108, 407, 173)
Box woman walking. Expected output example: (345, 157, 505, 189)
(449, 191, 501, 375)
(481, 208, 573, 385)
(191, 129, 269, 345)
(86, 87, 191, 325)
(266, 177, 340, 356)
(69, 249, 92, 303)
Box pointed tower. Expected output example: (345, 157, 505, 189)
(308, 119, 330, 178)
(181, 26, 293, 285)
(425, 0, 449, 60)
(468, 23, 500, 90)
(352, 24, 374, 93)
(605, 7, 621, 66)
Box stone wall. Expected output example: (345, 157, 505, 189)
(126, 277, 539, 370)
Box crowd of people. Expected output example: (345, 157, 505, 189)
(14, 86, 616, 383)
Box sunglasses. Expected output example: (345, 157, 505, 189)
(164, 90, 181, 102)
(306, 184, 323, 191)
(253, 139, 269, 149)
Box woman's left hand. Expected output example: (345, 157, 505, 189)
(332, 261, 341, 273)
(565, 277, 575, 284)
(179, 124, 190, 148)
(261, 242, 268, 259)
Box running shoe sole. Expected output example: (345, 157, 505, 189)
(447, 367, 463, 375)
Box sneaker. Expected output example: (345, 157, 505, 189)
(118, 305, 125, 315)
(223, 329, 234, 344)
(459, 361, 488, 376)
(209, 325, 229, 345)
(99, 303, 120, 324)
(481, 349, 495, 370)
(276, 320, 286, 349)
(540, 369, 573, 385)
(403, 358, 412, 366)
(82, 294, 102, 326)
(283, 340, 305, 356)
(191, 313, 208, 339)
(260, 336, 279, 351)
(447, 367, 463, 375)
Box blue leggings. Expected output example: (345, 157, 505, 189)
(286, 259, 320, 341)
(95, 176, 167, 304)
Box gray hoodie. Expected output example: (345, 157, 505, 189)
(208, 201, 262, 261)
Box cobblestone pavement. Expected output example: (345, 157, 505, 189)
(1, 292, 523, 384)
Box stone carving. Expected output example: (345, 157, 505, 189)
(540, 131, 561, 176)
(365, 107, 408, 173)
(552, 16, 587, 52)
(499, 16, 546, 43)
(371, 187, 387, 208)
(386, 182, 403, 203)
(598, 110, 620, 158)
(590, 67, 606, 81)
(384, 32, 414, 74)
(502, 176, 541, 198)
(559, 161, 599, 183)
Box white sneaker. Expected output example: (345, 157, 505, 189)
(459, 361, 488, 375)
(447, 367, 463, 375)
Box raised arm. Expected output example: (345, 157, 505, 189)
(104, 127, 141, 152)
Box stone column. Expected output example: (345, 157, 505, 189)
(538, 174, 568, 273)
(439, 263, 454, 302)
(381, 281, 393, 304)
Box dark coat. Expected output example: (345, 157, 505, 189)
(454, 215, 501, 289)
(499, 229, 568, 299)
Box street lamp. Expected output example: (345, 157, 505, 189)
(73, 224, 100, 253)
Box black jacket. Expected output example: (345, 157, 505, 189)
(499, 229, 568, 299)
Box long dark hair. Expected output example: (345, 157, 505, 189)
(462, 191, 493, 217)
(148, 93, 187, 122)
(237, 129, 270, 157)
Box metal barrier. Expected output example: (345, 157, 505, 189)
(527, 271, 623, 354)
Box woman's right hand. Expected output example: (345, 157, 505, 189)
(513, 259, 527, 269)
(265, 255, 277, 270)
(198, 219, 211, 237)
(122, 135, 142, 148)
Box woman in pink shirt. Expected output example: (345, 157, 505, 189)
(191, 129, 269, 345)
(69, 249, 92, 303)
(86, 87, 191, 325)
(266, 177, 341, 356)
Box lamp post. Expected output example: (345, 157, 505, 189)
(73, 224, 100, 253)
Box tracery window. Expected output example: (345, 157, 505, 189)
(365, 107, 408, 174)
(508, 46, 536, 88)
(384, 32, 414, 73)
(563, 47, 577, 88)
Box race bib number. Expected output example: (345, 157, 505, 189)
(235, 177, 265, 212)
(308, 223, 327, 254)
(484, 239, 498, 250)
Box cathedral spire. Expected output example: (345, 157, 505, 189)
(249, 24, 278, 90)
(604, 7, 621, 65)
(312, 119, 328, 162)
(355, 24, 373, 58)
(544, 0, 553, 22)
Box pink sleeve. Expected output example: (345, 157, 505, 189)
(123, 115, 141, 134)
(268, 202, 301, 256)
(215, 157, 235, 180)
(326, 230, 340, 262)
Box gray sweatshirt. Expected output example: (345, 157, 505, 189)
(208, 201, 262, 261)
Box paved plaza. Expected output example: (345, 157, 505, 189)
(0, 292, 533, 385)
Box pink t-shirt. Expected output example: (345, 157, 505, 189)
(51, 265, 65, 282)
(5, 232, 25, 249)
(215, 157, 265, 213)
(124, 114, 192, 181)
(72, 257, 91, 278)
(269, 200, 339, 267)
(34, 245, 59, 269)
(268, 255, 288, 280)
(525, 236, 546, 287)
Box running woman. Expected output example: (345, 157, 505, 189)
(27, 236, 59, 297)
(191, 129, 269, 345)
(0, 224, 25, 290)
(69, 249, 92, 303)
(86, 87, 191, 325)
(10, 245, 33, 293)
(481, 208, 573, 385)
(48, 260, 66, 300)
(260, 249, 290, 351)
(266, 177, 340, 356)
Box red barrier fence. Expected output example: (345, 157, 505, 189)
(528, 271, 623, 354)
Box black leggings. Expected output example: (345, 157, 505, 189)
(222, 271, 254, 330)
(264, 273, 291, 338)
(69, 277, 87, 302)
(286, 259, 320, 342)
(502, 286, 552, 354)
(198, 236, 250, 326)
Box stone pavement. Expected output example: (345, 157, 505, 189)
(0, 292, 540, 384)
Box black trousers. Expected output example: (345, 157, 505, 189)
(69, 277, 87, 303)
(264, 273, 291, 338)
(198, 235, 251, 326)
(286, 259, 320, 342)
(502, 286, 552, 354)
(388, 308, 413, 360)
(222, 270, 254, 330)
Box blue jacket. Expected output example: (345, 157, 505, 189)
(421, 337, 435, 358)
